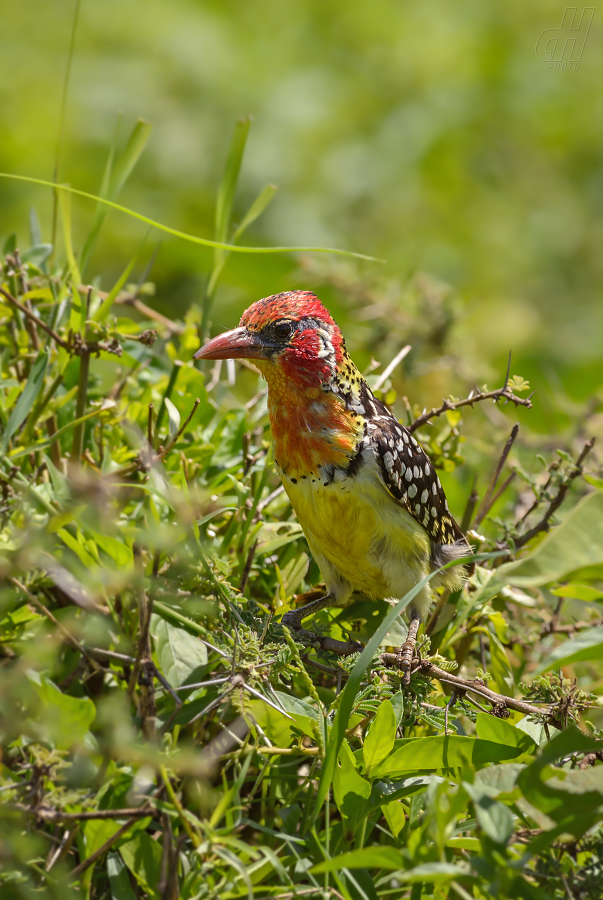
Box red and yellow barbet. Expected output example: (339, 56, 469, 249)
(195, 291, 471, 678)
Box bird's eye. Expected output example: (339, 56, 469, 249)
(274, 321, 292, 340)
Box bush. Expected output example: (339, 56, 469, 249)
(1, 131, 603, 900)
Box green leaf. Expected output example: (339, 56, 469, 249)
(382, 800, 407, 837)
(371, 735, 528, 778)
(311, 845, 402, 874)
(92, 531, 134, 569)
(516, 729, 603, 854)
(533, 625, 603, 675)
(120, 832, 162, 899)
(550, 583, 603, 602)
(315, 565, 459, 818)
(333, 740, 371, 826)
(509, 374, 530, 392)
(488, 631, 514, 696)
(463, 781, 514, 845)
(27, 670, 95, 749)
(150, 614, 208, 687)
(363, 698, 396, 772)
(107, 853, 137, 900)
(475, 713, 537, 754)
(0, 349, 48, 453)
(164, 397, 181, 442)
(496, 491, 603, 587)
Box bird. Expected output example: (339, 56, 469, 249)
(194, 291, 472, 681)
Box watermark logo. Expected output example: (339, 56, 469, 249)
(536, 7, 594, 71)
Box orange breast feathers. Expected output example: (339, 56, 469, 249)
(258, 364, 362, 477)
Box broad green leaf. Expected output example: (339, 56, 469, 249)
(0, 349, 48, 453)
(473, 762, 524, 799)
(382, 800, 407, 837)
(107, 852, 137, 900)
(463, 781, 514, 845)
(371, 775, 443, 809)
(92, 531, 134, 569)
(27, 670, 95, 749)
(245, 697, 294, 746)
(363, 698, 396, 772)
(85, 820, 125, 861)
(550, 583, 603, 602)
(475, 713, 537, 754)
(58, 528, 97, 568)
(496, 491, 603, 587)
(150, 614, 207, 687)
(333, 740, 371, 826)
(315, 566, 452, 816)
(488, 631, 514, 696)
(518, 729, 603, 854)
(371, 735, 528, 778)
(120, 832, 162, 899)
(534, 625, 603, 675)
(311, 845, 402, 874)
(21, 243, 53, 267)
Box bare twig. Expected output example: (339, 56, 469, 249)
(16, 805, 155, 823)
(128, 545, 156, 738)
(372, 344, 412, 392)
(155, 398, 201, 461)
(409, 377, 532, 434)
(70, 811, 150, 877)
(381, 656, 552, 720)
(513, 438, 595, 550)
(473, 425, 520, 528)
(0, 287, 70, 349)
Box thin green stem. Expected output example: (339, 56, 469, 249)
(50, 0, 82, 263)
(70, 351, 90, 465)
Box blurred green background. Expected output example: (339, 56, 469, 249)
(2, 0, 602, 435)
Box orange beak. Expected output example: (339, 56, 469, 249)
(193, 327, 266, 361)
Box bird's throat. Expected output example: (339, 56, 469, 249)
(255, 359, 363, 477)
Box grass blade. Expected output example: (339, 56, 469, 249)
(0, 349, 49, 454)
(94, 231, 150, 322)
(0, 173, 385, 263)
(233, 183, 278, 242)
(313, 556, 483, 820)
(81, 118, 152, 275)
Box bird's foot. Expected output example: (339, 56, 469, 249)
(281, 610, 362, 656)
(398, 615, 421, 686)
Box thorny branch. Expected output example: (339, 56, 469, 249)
(409, 353, 533, 433)
(380, 655, 555, 722)
(510, 437, 596, 551)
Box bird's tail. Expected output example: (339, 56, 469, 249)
(430, 537, 474, 590)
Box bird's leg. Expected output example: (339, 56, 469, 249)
(282, 594, 363, 656)
(400, 612, 421, 686)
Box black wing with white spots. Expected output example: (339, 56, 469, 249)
(360, 387, 465, 546)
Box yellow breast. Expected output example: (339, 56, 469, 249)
(280, 459, 431, 601)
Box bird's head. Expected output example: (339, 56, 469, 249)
(194, 291, 345, 389)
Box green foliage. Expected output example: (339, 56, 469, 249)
(1, 210, 603, 899)
(2, 17, 603, 894)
